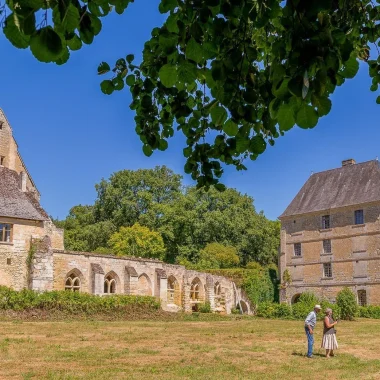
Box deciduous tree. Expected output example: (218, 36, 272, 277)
(2, 1, 379, 186)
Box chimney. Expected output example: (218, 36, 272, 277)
(342, 159, 356, 167)
(20, 171, 27, 192)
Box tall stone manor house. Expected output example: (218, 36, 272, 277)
(279, 159, 380, 306)
(0, 109, 251, 314)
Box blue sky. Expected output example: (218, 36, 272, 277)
(0, 0, 379, 221)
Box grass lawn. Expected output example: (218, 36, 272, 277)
(1, 317, 380, 379)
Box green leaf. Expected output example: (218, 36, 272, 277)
(311, 95, 332, 117)
(186, 38, 203, 64)
(341, 56, 359, 79)
(126, 75, 135, 86)
(277, 103, 295, 131)
(376, 96, 380, 105)
(112, 76, 124, 91)
(143, 144, 153, 157)
(223, 119, 238, 136)
(159, 64, 178, 88)
(30, 26, 63, 63)
(158, 139, 168, 151)
(165, 13, 179, 33)
(3, 13, 30, 49)
(98, 62, 110, 75)
(178, 62, 197, 84)
(66, 34, 82, 51)
(53, 3, 80, 33)
(56, 47, 70, 65)
(250, 135, 266, 154)
(100, 80, 114, 95)
(126, 54, 134, 63)
(211, 106, 227, 125)
(158, 0, 177, 13)
(296, 104, 319, 129)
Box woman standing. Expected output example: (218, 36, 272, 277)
(321, 308, 339, 358)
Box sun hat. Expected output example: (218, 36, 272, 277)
(314, 304, 322, 309)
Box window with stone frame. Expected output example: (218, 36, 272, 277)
(65, 273, 81, 292)
(357, 290, 367, 306)
(294, 243, 302, 257)
(0, 223, 12, 243)
(0, 156, 4, 166)
(104, 275, 116, 294)
(323, 239, 332, 254)
(321, 215, 331, 229)
(355, 209, 364, 225)
(0, 121, 3, 129)
(323, 263, 332, 278)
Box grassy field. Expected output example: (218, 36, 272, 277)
(0, 316, 380, 380)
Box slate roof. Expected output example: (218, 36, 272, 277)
(280, 160, 380, 218)
(0, 167, 48, 221)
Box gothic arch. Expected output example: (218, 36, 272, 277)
(137, 273, 152, 296)
(167, 275, 181, 306)
(64, 269, 84, 292)
(104, 271, 120, 294)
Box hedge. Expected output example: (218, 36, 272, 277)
(256, 292, 340, 320)
(0, 286, 160, 314)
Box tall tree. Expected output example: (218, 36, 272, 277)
(2, 1, 379, 187)
(58, 166, 280, 265)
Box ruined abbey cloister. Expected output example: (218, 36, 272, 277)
(0, 109, 251, 314)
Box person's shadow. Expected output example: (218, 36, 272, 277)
(292, 351, 325, 358)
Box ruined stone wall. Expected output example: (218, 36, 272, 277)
(0, 109, 39, 198)
(50, 250, 250, 314)
(280, 202, 380, 305)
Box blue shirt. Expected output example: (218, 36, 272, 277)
(305, 311, 317, 329)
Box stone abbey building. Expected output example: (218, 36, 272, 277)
(0, 109, 251, 314)
(279, 159, 380, 306)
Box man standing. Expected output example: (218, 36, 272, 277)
(304, 304, 322, 358)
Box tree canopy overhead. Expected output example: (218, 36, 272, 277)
(2, 1, 380, 186)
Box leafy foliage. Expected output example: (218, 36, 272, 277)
(336, 287, 358, 320)
(257, 292, 340, 320)
(109, 223, 166, 260)
(358, 305, 380, 319)
(58, 166, 280, 266)
(207, 266, 277, 306)
(0, 286, 160, 313)
(2, 1, 380, 187)
(178, 242, 240, 269)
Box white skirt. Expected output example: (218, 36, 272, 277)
(321, 334, 338, 350)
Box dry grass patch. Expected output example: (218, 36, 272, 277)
(0, 318, 379, 379)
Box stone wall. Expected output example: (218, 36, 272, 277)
(280, 202, 380, 305)
(48, 249, 251, 314)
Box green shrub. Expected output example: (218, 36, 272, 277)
(198, 302, 212, 313)
(206, 268, 277, 306)
(358, 306, 380, 319)
(0, 286, 160, 314)
(255, 291, 340, 320)
(336, 288, 358, 320)
(230, 307, 240, 315)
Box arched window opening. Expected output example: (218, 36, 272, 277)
(65, 272, 81, 292)
(190, 278, 203, 303)
(291, 293, 302, 304)
(104, 275, 117, 294)
(214, 282, 221, 297)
